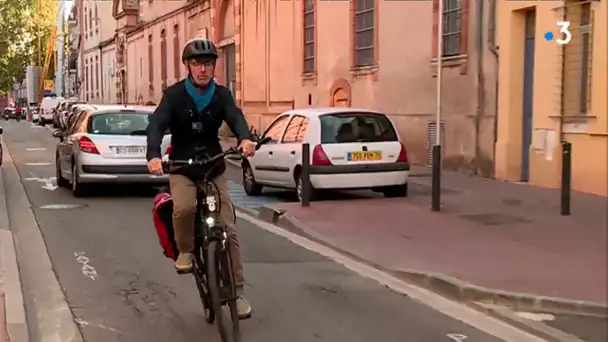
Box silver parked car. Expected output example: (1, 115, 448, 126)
(53, 104, 170, 196)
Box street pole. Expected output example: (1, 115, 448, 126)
(431, 0, 444, 212)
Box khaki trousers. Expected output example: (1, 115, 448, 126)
(169, 173, 244, 287)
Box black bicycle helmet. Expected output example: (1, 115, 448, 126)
(182, 38, 218, 62)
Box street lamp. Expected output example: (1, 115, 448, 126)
(431, 0, 444, 212)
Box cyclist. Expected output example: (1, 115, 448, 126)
(146, 38, 255, 319)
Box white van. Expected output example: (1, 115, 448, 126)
(40, 96, 63, 125)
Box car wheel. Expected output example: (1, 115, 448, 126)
(55, 155, 69, 187)
(296, 173, 317, 203)
(71, 162, 86, 197)
(382, 183, 408, 198)
(242, 163, 262, 196)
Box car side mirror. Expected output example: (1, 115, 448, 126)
(255, 136, 273, 150)
(52, 129, 64, 141)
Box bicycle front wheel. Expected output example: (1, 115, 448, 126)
(206, 240, 240, 342)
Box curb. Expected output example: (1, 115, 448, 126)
(1, 138, 83, 342)
(257, 205, 608, 318)
(0, 141, 29, 342)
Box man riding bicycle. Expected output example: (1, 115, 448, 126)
(146, 38, 255, 319)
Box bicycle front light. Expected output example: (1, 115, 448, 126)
(205, 216, 215, 226)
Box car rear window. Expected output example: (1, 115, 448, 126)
(319, 112, 398, 143)
(88, 112, 152, 135)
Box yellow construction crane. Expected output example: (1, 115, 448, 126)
(36, 0, 60, 103)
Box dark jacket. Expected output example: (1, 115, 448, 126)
(146, 80, 251, 180)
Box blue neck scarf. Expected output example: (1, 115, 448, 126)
(185, 77, 216, 112)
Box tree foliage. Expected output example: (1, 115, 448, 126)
(0, 0, 57, 91)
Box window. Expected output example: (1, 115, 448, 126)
(148, 34, 154, 85)
(94, 5, 98, 32)
(262, 115, 290, 143)
(173, 25, 180, 80)
(303, 0, 315, 74)
(95, 55, 100, 95)
(84, 9, 87, 37)
(89, 63, 94, 98)
(88, 9, 92, 36)
(85, 59, 89, 93)
(432, 0, 468, 60)
(282, 116, 309, 143)
(561, 1, 594, 116)
(319, 112, 398, 144)
(442, 0, 461, 56)
(353, 0, 375, 67)
(160, 29, 167, 89)
(88, 113, 151, 135)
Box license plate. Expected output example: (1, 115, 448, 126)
(347, 151, 382, 161)
(113, 146, 146, 154)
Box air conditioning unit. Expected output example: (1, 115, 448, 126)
(108, 59, 116, 76)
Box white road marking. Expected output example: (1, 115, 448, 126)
(26, 147, 47, 151)
(74, 251, 99, 280)
(24, 162, 51, 166)
(74, 318, 121, 334)
(235, 211, 548, 342)
(514, 312, 556, 322)
(447, 333, 468, 341)
(24, 176, 58, 190)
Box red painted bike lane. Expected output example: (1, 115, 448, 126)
(258, 170, 608, 314)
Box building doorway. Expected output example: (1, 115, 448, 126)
(521, 10, 536, 182)
(331, 88, 349, 107)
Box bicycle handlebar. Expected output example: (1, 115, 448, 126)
(161, 147, 243, 173)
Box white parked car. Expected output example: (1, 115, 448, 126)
(53, 104, 170, 196)
(242, 107, 410, 201)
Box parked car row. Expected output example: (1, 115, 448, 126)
(46, 103, 410, 201)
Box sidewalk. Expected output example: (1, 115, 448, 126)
(255, 167, 607, 315)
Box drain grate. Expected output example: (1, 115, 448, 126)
(459, 213, 530, 226)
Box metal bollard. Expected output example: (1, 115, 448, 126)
(431, 144, 442, 211)
(560, 141, 571, 216)
(301, 143, 311, 207)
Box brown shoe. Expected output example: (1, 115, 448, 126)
(236, 296, 252, 319)
(175, 253, 194, 273)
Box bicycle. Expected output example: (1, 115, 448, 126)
(162, 146, 246, 342)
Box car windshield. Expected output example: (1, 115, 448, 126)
(319, 112, 398, 143)
(88, 112, 151, 135)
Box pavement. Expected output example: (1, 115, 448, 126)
(220, 140, 608, 341)
(0, 121, 561, 342)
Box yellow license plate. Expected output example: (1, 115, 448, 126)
(348, 151, 382, 161)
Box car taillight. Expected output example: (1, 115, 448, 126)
(78, 136, 100, 154)
(312, 144, 332, 166)
(166, 144, 173, 155)
(396, 142, 408, 163)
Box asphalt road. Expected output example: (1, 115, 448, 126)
(0, 120, 598, 342)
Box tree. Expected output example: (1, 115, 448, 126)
(0, 0, 33, 90)
(0, 0, 57, 91)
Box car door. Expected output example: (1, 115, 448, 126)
(248, 114, 289, 185)
(274, 115, 309, 187)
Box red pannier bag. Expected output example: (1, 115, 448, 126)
(153, 191, 178, 260)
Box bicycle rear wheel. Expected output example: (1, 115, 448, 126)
(206, 240, 241, 342)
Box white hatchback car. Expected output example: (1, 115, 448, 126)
(242, 107, 410, 201)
